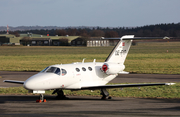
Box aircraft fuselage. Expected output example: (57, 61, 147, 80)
(23, 62, 118, 91)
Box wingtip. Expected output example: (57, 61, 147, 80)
(165, 83, 176, 85)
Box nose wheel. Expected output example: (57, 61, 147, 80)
(36, 94, 47, 103)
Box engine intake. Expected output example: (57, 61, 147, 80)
(101, 63, 125, 75)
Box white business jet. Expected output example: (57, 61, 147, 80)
(4, 35, 174, 102)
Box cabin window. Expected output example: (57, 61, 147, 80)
(88, 67, 92, 71)
(76, 68, 80, 72)
(82, 67, 86, 71)
(61, 69, 67, 76)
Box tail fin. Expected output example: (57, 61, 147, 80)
(105, 35, 134, 64)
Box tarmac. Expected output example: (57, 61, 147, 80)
(0, 71, 180, 117)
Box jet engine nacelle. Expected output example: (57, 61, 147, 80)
(101, 63, 125, 75)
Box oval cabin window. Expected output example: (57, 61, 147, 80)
(76, 68, 80, 72)
(82, 67, 86, 71)
(88, 67, 92, 71)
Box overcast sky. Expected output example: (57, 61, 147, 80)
(1, 0, 180, 27)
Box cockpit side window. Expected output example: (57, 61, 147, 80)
(55, 68, 60, 75)
(61, 69, 67, 76)
(46, 67, 61, 75)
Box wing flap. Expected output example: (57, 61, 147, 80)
(3, 80, 24, 84)
(81, 83, 175, 90)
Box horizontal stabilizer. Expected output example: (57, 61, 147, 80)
(103, 36, 170, 40)
(3, 80, 24, 84)
(81, 83, 175, 90)
(119, 71, 129, 74)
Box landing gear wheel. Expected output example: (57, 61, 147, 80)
(36, 94, 46, 103)
(108, 96, 112, 99)
(53, 89, 68, 100)
(100, 88, 109, 100)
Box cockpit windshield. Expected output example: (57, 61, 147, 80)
(40, 67, 61, 75)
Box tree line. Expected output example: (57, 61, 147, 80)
(1, 23, 180, 37)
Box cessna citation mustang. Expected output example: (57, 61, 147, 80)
(4, 35, 175, 102)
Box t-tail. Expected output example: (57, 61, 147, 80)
(105, 35, 134, 64)
(101, 35, 134, 75)
(101, 35, 169, 75)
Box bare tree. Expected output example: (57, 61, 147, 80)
(10, 31, 20, 37)
(90, 30, 105, 37)
(56, 29, 67, 36)
(105, 31, 119, 37)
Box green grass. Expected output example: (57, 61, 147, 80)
(0, 42, 179, 98)
(1, 82, 180, 99)
(0, 42, 180, 74)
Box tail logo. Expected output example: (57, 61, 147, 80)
(122, 42, 125, 46)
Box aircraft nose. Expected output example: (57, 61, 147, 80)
(23, 73, 58, 90)
(23, 79, 34, 90)
(23, 73, 44, 90)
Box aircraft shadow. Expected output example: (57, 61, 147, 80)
(0, 95, 123, 103)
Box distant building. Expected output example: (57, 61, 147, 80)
(0, 34, 21, 45)
(87, 39, 109, 47)
(71, 37, 119, 47)
(71, 38, 87, 46)
(19, 34, 79, 46)
(20, 38, 51, 46)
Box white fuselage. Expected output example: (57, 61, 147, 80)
(23, 62, 118, 91)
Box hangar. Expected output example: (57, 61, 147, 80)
(0, 34, 21, 45)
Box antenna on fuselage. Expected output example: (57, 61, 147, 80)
(82, 58, 86, 63)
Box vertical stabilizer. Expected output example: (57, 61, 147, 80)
(105, 35, 134, 64)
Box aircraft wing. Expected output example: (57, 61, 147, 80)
(3, 80, 24, 84)
(81, 83, 175, 90)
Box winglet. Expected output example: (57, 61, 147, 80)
(165, 83, 176, 85)
(163, 36, 170, 39)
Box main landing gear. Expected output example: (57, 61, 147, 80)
(36, 94, 47, 103)
(52, 89, 68, 99)
(100, 88, 112, 100)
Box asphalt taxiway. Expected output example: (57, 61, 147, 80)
(0, 71, 180, 117)
(0, 95, 180, 117)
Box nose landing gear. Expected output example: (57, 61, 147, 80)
(36, 94, 47, 103)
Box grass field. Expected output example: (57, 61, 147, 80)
(0, 42, 179, 98)
(0, 42, 179, 74)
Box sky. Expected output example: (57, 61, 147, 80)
(0, 0, 180, 27)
